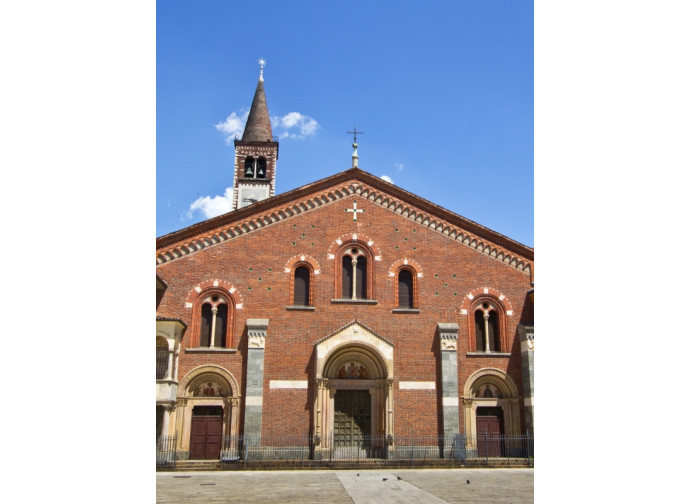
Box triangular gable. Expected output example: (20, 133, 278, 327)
(156, 168, 533, 275)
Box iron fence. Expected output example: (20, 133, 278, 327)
(156, 435, 177, 469)
(155, 433, 533, 470)
(212, 433, 533, 468)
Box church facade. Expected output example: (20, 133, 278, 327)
(156, 68, 534, 462)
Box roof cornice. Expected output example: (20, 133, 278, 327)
(156, 168, 533, 274)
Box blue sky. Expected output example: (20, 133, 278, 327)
(157, 1, 534, 247)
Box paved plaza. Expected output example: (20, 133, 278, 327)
(157, 468, 533, 503)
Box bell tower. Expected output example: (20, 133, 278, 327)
(232, 59, 279, 210)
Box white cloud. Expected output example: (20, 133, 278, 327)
(273, 112, 320, 139)
(216, 110, 319, 143)
(381, 175, 395, 185)
(186, 187, 234, 220)
(394, 162, 405, 172)
(214, 111, 249, 144)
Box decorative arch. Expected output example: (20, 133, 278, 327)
(322, 343, 388, 380)
(179, 364, 240, 398)
(462, 368, 522, 441)
(459, 287, 514, 315)
(283, 254, 321, 274)
(463, 368, 519, 399)
(327, 232, 382, 260)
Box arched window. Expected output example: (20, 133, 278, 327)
(473, 302, 501, 353)
(397, 269, 414, 308)
(341, 248, 368, 299)
(244, 156, 255, 177)
(293, 266, 311, 306)
(193, 291, 234, 349)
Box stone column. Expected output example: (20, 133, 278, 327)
(438, 323, 460, 441)
(518, 324, 534, 434)
(161, 404, 172, 437)
(245, 319, 269, 443)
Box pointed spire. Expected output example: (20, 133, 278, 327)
(241, 59, 273, 142)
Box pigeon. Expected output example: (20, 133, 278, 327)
(466, 480, 470, 484)
(397, 476, 402, 480)
(356, 473, 360, 477)
(382, 478, 388, 481)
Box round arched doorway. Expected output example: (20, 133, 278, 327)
(313, 321, 395, 459)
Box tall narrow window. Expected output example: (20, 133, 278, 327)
(355, 256, 367, 299)
(342, 255, 353, 298)
(200, 304, 213, 347)
(398, 269, 413, 308)
(294, 266, 310, 306)
(214, 304, 227, 347)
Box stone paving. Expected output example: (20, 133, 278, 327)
(157, 468, 533, 503)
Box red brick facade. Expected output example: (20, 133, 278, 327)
(156, 168, 534, 445)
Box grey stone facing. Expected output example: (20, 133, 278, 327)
(437, 323, 460, 439)
(517, 324, 534, 434)
(244, 320, 269, 439)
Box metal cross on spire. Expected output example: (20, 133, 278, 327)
(258, 58, 266, 81)
(347, 125, 364, 144)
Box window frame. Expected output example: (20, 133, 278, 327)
(334, 241, 375, 301)
(395, 266, 417, 309)
(467, 296, 507, 353)
(190, 288, 236, 349)
(289, 262, 314, 307)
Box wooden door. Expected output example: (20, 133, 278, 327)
(190, 406, 223, 459)
(334, 390, 371, 447)
(476, 407, 504, 457)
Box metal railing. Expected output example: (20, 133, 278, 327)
(212, 433, 533, 468)
(155, 433, 533, 470)
(156, 348, 168, 380)
(156, 435, 177, 469)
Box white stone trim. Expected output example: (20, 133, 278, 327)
(269, 380, 308, 389)
(442, 397, 459, 406)
(399, 381, 436, 390)
(245, 396, 263, 406)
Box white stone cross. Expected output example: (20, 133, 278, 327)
(345, 201, 364, 221)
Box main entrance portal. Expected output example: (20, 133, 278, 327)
(313, 321, 395, 458)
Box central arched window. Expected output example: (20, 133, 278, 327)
(341, 247, 368, 299)
(192, 290, 235, 349)
(473, 302, 501, 353)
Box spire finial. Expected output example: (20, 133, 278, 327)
(347, 125, 364, 168)
(258, 58, 266, 82)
